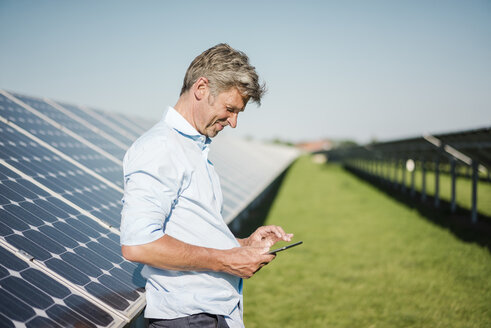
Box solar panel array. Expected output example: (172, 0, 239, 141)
(324, 127, 490, 222)
(0, 90, 298, 326)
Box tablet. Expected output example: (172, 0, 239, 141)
(268, 241, 303, 254)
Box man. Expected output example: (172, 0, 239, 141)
(120, 43, 293, 328)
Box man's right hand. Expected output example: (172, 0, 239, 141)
(219, 246, 275, 279)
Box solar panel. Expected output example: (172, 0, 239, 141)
(0, 92, 123, 188)
(11, 93, 127, 161)
(0, 121, 122, 228)
(48, 99, 136, 147)
(90, 108, 147, 137)
(210, 136, 298, 224)
(0, 162, 145, 318)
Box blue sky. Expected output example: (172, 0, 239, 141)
(1, 0, 490, 143)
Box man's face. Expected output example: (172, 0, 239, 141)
(196, 87, 246, 138)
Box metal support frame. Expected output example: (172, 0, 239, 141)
(401, 158, 407, 193)
(434, 156, 440, 208)
(421, 159, 427, 202)
(450, 159, 457, 213)
(410, 162, 416, 197)
(471, 160, 478, 223)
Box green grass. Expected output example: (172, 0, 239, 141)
(243, 156, 491, 328)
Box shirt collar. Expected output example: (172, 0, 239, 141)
(164, 106, 211, 149)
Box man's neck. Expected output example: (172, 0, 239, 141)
(174, 93, 198, 132)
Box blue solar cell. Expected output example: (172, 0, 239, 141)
(0, 183, 25, 202)
(5, 235, 52, 261)
(62, 252, 103, 277)
(64, 294, 114, 326)
(45, 258, 90, 285)
(23, 230, 66, 254)
(0, 265, 9, 279)
(0, 221, 13, 236)
(3, 204, 44, 227)
(33, 199, 69, 219)
(2, 179, 39, 200)
(53, 221, 90, 244)
(0, 289, 35, 321)
(92, 108, 144, 137)
(45, 304, 96, 328)
(17, 179, 49, 197)
(26, 316, 62, 328)
(86, 241, 122, 264)
(1, 276, 54, 309)
(73, 214, 108, 234)
(0, 245, 29, 271)
(0, 313, 15, 328)
(21, 268, 70, 299)
(75, 246, 113, 271)
(0, 193, 10, 205)
(85, 281, 129, 311)
(98, 274, 140, 301)
(38, 225, 79, 249)
(22, 202, 58, 223)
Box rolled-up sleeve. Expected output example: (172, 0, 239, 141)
(120, 135, 183, 246)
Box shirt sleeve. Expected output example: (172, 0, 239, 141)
(120, 135, 184, 246)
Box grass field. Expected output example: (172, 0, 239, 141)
(243, 156, 491, 328)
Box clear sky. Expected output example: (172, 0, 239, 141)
(1, 0, 490, 143)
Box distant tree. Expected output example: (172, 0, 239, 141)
(271, 138, 294, 147)
(335, 139, 358, 149)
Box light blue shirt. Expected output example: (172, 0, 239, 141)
(120, 107, 243, 327)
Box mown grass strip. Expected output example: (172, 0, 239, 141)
(244, 156, 491, 328)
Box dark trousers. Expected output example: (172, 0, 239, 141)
(148, 313, 230, 328)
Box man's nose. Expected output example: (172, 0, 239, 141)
(227, 112, 238, 128)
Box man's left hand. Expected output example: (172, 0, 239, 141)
(239, 225, 293, 248)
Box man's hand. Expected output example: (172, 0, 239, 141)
(122, 226, 293, 279)
(239, 225, 293, 248)
(219, 246, 275, 279)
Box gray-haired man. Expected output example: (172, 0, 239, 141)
(120, 44, 292, 328)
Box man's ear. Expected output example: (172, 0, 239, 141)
(193, 77, 209, 101)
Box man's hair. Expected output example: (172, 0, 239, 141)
(180, 43, 266, 105)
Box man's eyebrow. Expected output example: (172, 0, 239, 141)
(227, 105, 245, 112)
